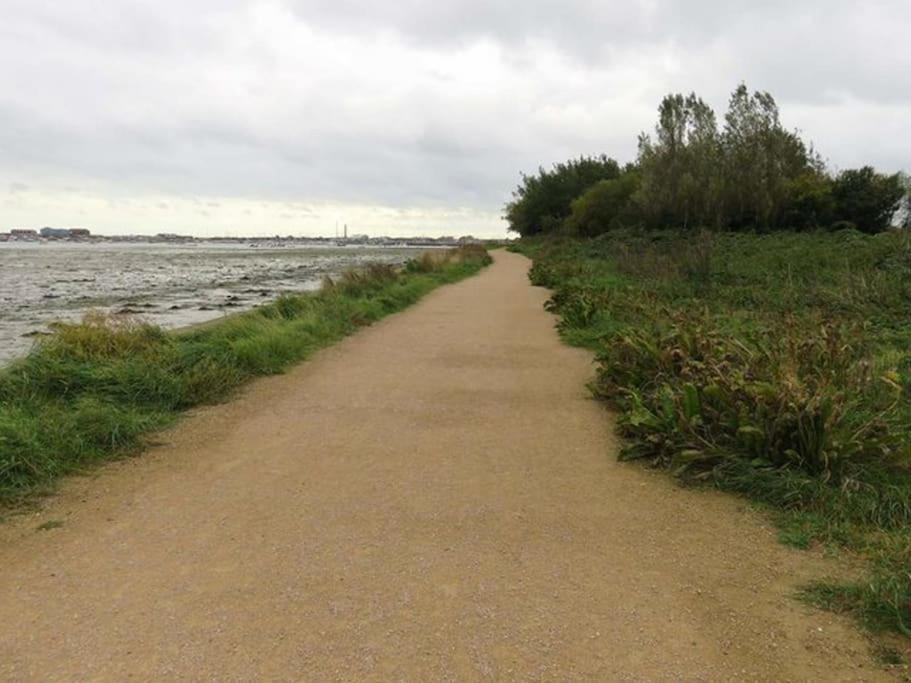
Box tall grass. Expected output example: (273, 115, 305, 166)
(0, 246, 491, 506)
(519, 230, 911, 637)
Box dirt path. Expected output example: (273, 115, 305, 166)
(0, 251, 900, 681)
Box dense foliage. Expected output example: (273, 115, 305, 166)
(564, 171, 640, 237)
(505, 85, 907, 236)
(517, 231, 911, 637)
(0, 247, 491, 505)
(831, 166, 906, 234)
(503, 155, 621, 236)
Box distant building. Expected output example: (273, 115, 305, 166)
(40, 227, 72, 239)
(0, 233, 10, 242)
(10, 229, 38, 240)
(69, 228, 91, 238)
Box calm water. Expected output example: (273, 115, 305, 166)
(0, 242, 420, 365)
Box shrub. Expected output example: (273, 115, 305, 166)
(564, 172, 641, 237)
(831, 166, 905, 234)
(783, 172, 835, 230)
(594, 318, 900, 485)
(504, 155, 622, 236)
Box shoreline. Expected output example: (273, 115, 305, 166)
(0, 246, 492, 508)
(0, 243, 429, 367)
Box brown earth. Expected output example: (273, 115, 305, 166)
(0, 250, 906, 681)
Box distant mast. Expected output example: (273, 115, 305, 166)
(344, 224, 348, 240)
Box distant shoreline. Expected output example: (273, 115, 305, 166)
(0, 233, 486, 249)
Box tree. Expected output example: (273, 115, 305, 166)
(831, 167, 904, 234)
(635, 93, 722, 230)
(721, 85, 817, 231)
(504, 83, 902, 238)
(634, 85, 822, 232)
(504, 156, 622, 236)
(781, 171, 835, 230)
(564, 170, 641, 237)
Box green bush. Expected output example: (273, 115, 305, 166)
(782, 171, 835, 230)
(832, 167, 905, 234)
(564, 172, 641, 237)
(504, 155, 622, 236)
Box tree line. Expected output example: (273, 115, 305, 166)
(505, 84, 909, 237)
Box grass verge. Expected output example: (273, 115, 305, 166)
(0, 245, 491, 507)
(513, 230, 911, 639)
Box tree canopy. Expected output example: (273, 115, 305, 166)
(830, 166, 905, 234)
(503, 155, 621, 237)
(504, 84, 908, 236)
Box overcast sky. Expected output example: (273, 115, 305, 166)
(1, 1, 908, 237)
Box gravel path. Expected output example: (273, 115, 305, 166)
(0, 251, 899, 680)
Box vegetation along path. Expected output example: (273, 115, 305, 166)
(0, 251, 900, 680)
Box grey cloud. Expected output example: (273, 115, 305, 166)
(0, 0, 907, 233)
(288, 0, 911, 105)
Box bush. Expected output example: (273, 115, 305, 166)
(782, 172, 835, 230)
(564, 172, 641, 237)
(595, 318, 899, 485)
(831, 166, 904, 234)
(504, 155, 622, 236)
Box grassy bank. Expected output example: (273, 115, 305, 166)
(0, 246, 491, 507)
(514, 230, 911, 637)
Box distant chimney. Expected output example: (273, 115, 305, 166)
(344, 224, 348, 239)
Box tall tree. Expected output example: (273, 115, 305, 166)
(635, 93, 721, 229)
(721, 85, 815, 230)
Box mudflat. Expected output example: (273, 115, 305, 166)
(0, 251, 896, 680)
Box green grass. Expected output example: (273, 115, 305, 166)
(516, 229, 911, 638)
(0, 246, 491, 507)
